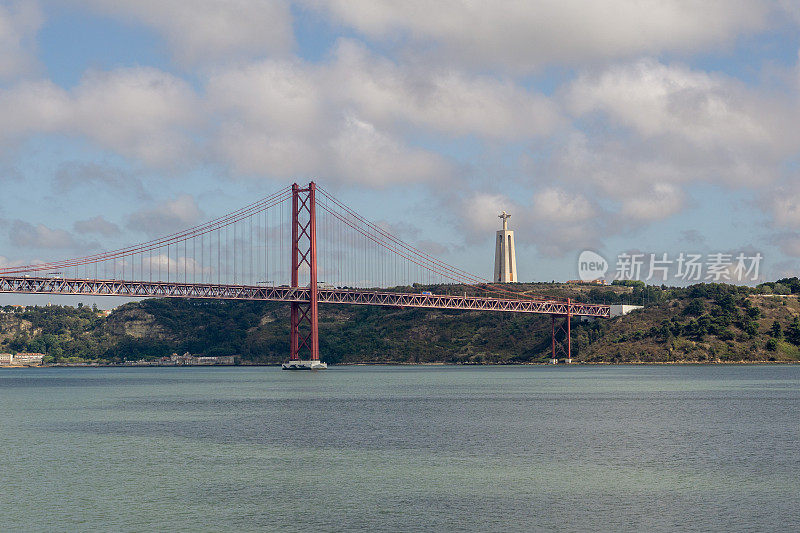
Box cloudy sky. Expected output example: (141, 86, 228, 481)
(2, 0, 800, 294)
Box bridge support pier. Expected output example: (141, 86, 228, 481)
(550, 298, 572, 364)
(284, 182, 325, 370)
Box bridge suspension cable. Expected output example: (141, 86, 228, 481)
(1, 183, 561, 302)
(315, 186, 560, 301)
(0, 181, 610, 365)
(0, 186, 294, 287)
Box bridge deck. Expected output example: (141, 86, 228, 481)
(0, 276, 611, 318)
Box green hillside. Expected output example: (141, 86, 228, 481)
(2, 280, 800, 364)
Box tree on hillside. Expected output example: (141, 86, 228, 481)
(684, 299, 704, 317)
(775, 277, 800, 294)
(766, 337, 778, 351)
(786, 318, 800, 346)
(743, 319, 759, 338)
(771, 283, 791, 295)
(770, 320, 783, 339)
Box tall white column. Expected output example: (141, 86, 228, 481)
(493, 211, 517, 282)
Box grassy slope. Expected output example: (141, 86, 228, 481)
(581, 295, 800, 363)
(2, 282, 799, 363)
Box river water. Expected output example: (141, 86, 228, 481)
(1, 365, 798, 532)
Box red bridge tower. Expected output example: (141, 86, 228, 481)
(283, 182, 326, 370)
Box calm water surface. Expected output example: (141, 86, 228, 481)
(1, 365, 798, 532)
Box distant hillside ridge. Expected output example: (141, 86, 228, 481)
(2, 280, 800, 364)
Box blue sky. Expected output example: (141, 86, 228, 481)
(2, 0, 800, 308)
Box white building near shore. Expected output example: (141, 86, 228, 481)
(609, 305, 644, 317)
(12, 353, 45, 365)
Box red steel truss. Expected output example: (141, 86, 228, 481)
(0, 276, 610, 318)
(290, 182, 319, 361)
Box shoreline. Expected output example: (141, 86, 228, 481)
(2, 359, 798, 369)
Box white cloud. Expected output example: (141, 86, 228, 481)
(0, 48, 461, 188)
(74, 216, 121, 237)
(566, 59, 779, 149)
(0, 68, 199, 166)
(0, 1, 41, 80)
(527, 189, 602, 256)
(776, 236, 800, 257)
(330, 40, 561, 138)
(78, 0, 294, 64)
(558, 58, 800, 239)
(778, 0, 800, 25)
(680, 229, 705, 245)
(55, 161, 149, 199)
(215, 124, 323, 177)
(207, 58, 323, 135)
(459, 192, 513, 237)
(547, 122, 786, 228)
(771, 193, 800, 227)
(212, 112, 451, 186)
(0, 80, 71, 135)
(620, 182, 685, 221)
(207, 58, 326, 176)
(763, 185, 800, 231)
(8, 220, 87, 249)
(309, 0, 773, 72)
(204, 43, 557, 185)
(545, 133, 693, 225)
(71, 68, 199, 165)
(456, 188, 602, 256)
(127, 194, 204, 236)
(0, 255, 18, 268)
(139, 253, 207, 275)
(328, 116, 449, 186)
(3, 5, 799, 267)
(530, 188, 595, 222)
(548, 131, 695, 199)
(373, 220, 421, 241)
(206, 53, 463, 185)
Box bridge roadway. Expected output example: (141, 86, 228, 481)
(0, 276, 611, 318)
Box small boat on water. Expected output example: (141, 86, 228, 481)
(281, 360, 328, 370)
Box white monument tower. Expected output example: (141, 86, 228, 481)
(494, 211, 517, 282)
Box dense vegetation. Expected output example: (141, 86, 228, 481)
(579, 280, 800, 362)
(2, 279, 800, 364)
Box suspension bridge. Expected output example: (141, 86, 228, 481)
(0, 182, 610, 367)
